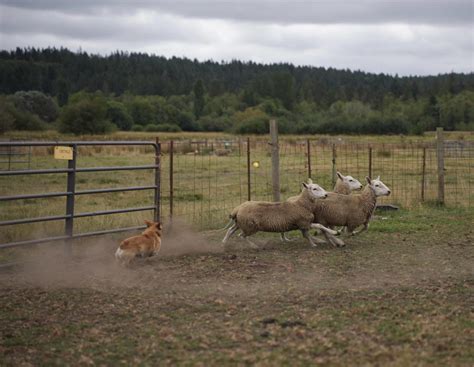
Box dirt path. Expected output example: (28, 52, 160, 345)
(1, 209, 473, 366)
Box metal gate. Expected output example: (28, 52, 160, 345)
(0, 140, 161, 257)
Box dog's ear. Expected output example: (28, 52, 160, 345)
(156, 222, 163, 230)
(144, 220, 153, 227)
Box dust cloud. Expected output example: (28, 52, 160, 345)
(0, 220, 223, 290)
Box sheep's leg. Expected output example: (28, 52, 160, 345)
(351, 223, 369, 236)
(243, 235, 259, 249)
(280, 232, 295, 242)
(222, 224, 239, 244)
(311, 223, 339, 236)
(322, 232, 345, 247)
(301, 229, 321, 247)
(310, 235, 327, 244)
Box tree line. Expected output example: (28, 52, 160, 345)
(0, 47, 473, 135)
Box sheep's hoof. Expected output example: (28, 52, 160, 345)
(310, 236, 326, 244)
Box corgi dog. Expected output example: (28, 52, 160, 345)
(115, 220, 162, 265)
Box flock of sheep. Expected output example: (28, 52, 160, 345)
(222, 172, 391, 248)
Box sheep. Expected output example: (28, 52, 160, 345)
(280, 172, 362, 242)
(333, 171, 363, 194)
(222, 182, 339, 248)
(312, 176, 391, 240)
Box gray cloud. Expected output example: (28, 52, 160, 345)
(2, 0, 472, 25)
(0, 1, 472, 76)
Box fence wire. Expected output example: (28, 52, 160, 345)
(158, 138, 474, 229)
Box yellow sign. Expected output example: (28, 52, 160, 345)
(54, 146, 73, 160)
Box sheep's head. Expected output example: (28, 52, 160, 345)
(366, 176, 391, 196)
(302, 182, 328, 199)
(337, 171, 363, 191)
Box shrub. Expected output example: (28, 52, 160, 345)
(198, 115, 233, 131)
(131, 124, 144, 132)
(59, 98, 115, 135)
(106, 101, 133, 131)
(233, 117, 269, 134)
(11, 90, 59, 122)
(11, 109, 47, 131)
(0, 98, 15, 133)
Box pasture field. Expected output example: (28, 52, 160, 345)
(0, 206, 473, 366)
(3, 129, 474, 144)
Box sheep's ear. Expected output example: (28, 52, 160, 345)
(365, 176, 372, 184)
(336, 171, 344, 180)
(302, 182, 308, 189)
(376, 175, 380, 181)
(307, 178, 313, 184)
(144, 220, 153, 227)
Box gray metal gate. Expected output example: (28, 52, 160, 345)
(0, 140, 161, 258)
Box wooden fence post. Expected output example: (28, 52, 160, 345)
(169, 140, 174, 220)
(331, 144, 337, 186)
(421, 147, 426, 202)
(247, 137, 251, 201)
(154, 137, 161, 222)
(270, 119, 280, 202)
(306, 139, 312, 179)
(368, 146, 373, 178)
(436, 127, 445, 205)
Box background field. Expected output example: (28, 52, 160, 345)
(1, 131, 473, 248)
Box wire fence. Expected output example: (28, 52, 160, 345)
(0, 133, 472, 243)
(158, 136, 474, 230)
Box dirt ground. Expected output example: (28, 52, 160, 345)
(1, 208, 473, 366)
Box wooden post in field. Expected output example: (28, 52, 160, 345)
(270, 119, 280, 202)
(331, 144, 337, 186)
(368, 146, 373, 178)
(246, 137, 251, 201)
(154, 137, 161, 222)
(169, 140, 174, 220)
(421, 147, 426, 202)
(306, 139, 312, 179)
(436, 127, 445, 205)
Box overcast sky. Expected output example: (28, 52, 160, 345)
(0, 0, 472, 76)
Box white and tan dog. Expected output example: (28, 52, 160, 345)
(115, 220, 162, 265)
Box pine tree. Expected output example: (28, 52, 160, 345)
(193, 79, 205, 120)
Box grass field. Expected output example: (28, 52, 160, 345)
(0, 206, 473, 365)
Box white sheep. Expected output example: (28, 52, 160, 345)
(222, 182, 339, 248)
(333, 171, 363, 194)
(281, 172, 362, 242)
(312, 176, 391, 240)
